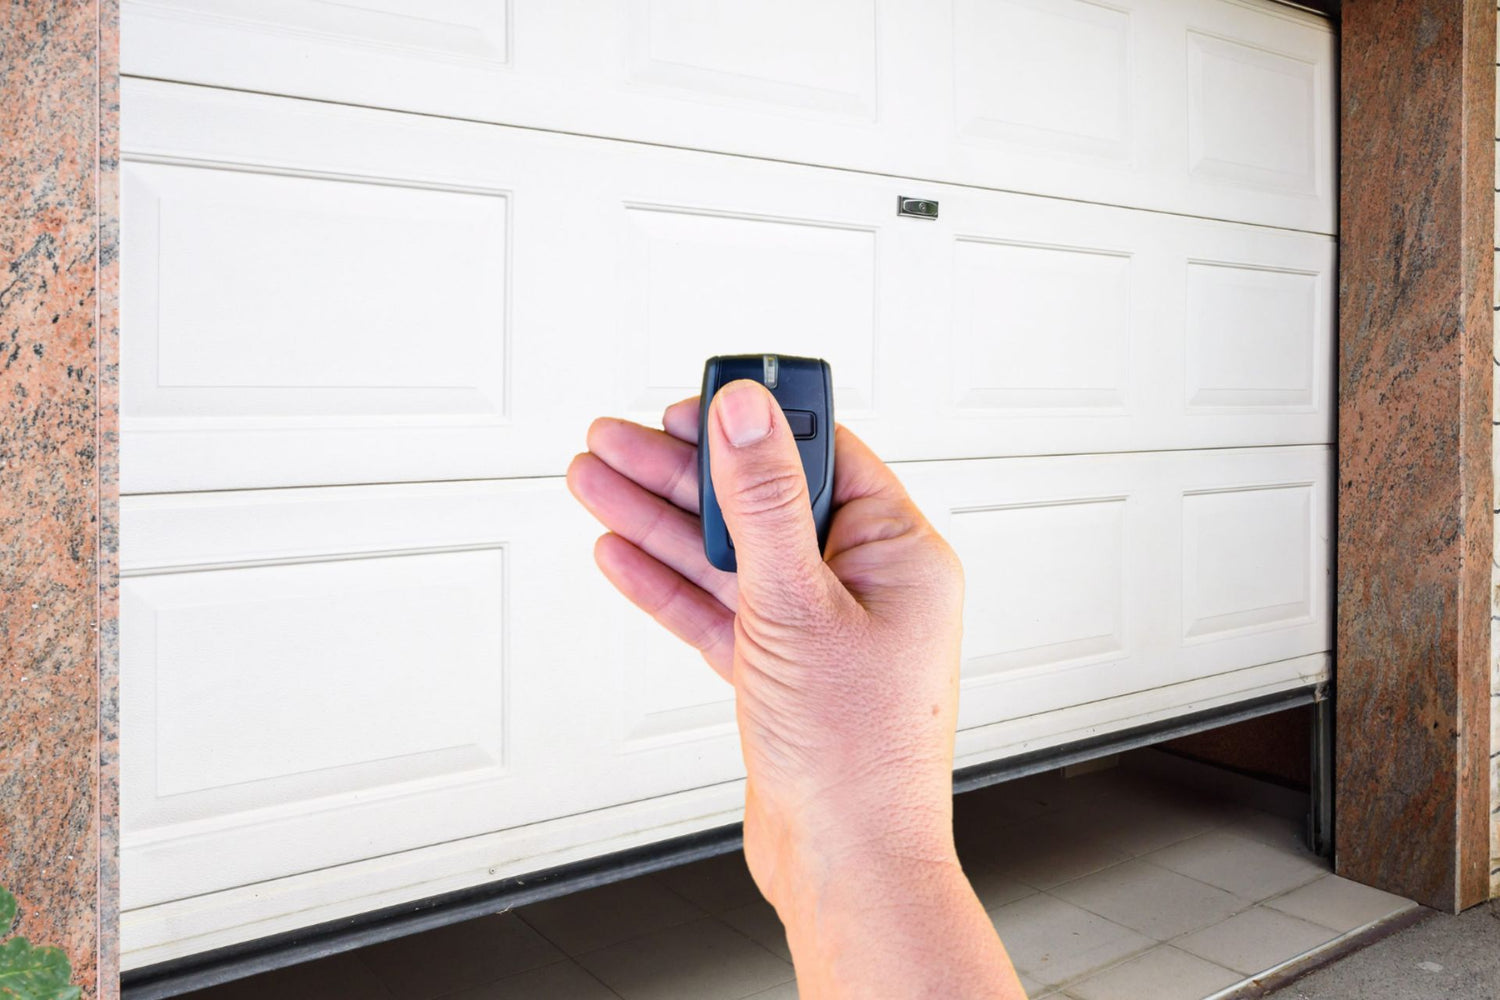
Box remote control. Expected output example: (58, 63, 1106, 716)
(699, 354, 834, 573)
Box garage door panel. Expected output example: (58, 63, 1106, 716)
(122, 0, 1335, 232)
(612, 607, 739, 772)
(905, 190, 1334, 459)
(1182, 483, 1315, 641)
(951, 239, 1133, 413)
(120, 481, 622, 906)
(1186, 261, 1320, 411)
(952, 0, 1133, 160)
(1171, 457, 1332, 683)
(129, 0, 513, 65)
(123, 161, 508, 419)
(123, 551, 507, 824)
(629, 0, 879, 117)
(1186, 30, 1318, 197)
(949, 496, 1131, 676)
(900, 445, 1330, 735)
(122, 80, 902, 491)
(120, 445, 1330, 905)
(623, 205, 879, 416)
(123, 80, 1333, 493)
(120, 80, 597, 493)
(122, 478, 758, 906)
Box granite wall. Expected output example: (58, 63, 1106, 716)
(0, 2, 120, 997)
(1337, 0, 1494, 913)
(1492, 0, 1500, 901)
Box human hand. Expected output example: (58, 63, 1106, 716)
(567, 380, 1023, 999)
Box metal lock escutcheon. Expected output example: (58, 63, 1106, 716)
(897, 196, 939, 219)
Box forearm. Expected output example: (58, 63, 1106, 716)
(777, 850, 1028, 1000)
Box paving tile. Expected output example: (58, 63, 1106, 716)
(1064, 791, 1222, 858)
(987, 893, 1153, 988)
(1216, 805, 1315, 856)
(1173, 906, 1339, 976)
(653, 851, 764, 914)
(719, 898, 792, 962)
(1017, 971, 1047, 997)
(961, 858, 1037, 911)
(1065, 944, 1242, 1000)
(517, 876, 704, 956)
(1036, 770, 1140, 814)
(954, 777, 1067, 852)
(742, 982, 799, 999)
(1262, 874, 1416, 932)
(1146, 829, 1328, 903)
(1056, 769, 1158, 806)
(954, 788, 1059, 834)
(988, 813, 1135, 890)
(434, 960, 619, 1000)
(575, 917, 794, 1000)
(1049, 858, 1245, 941)
(188, 951, 396, 1000)
(359, 914, 563, 1000)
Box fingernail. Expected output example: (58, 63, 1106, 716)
(716, 380, 773, 447)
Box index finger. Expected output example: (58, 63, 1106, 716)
(662, 396, 701, 443)
(828, 424, 909, 507)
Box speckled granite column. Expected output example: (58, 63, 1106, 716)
(1337, 0, 1494, 913)
(0, 3, 120, 998)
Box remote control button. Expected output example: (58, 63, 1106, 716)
(784, 409, 817, 439)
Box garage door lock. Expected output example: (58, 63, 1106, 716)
(897, 196, 939, 219)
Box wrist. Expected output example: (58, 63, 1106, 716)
(777, 848, 1016, 1000)
(770, 816, 963, 946)
(745, 756, 959, 907)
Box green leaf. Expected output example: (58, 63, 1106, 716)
(0, 936, 80, 1000)
(0, 889, 14, 937)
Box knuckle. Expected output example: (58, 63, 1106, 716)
(660, 452, 696, 503)
(683, 612, 724, 654)
(637, 570, 683, 618)
(885, 500, 925, 540)
(924, 534, 965, 590)
(933, 533, 964, 583)
(886, 528, 964, 604)
(727, 467, 808, 519)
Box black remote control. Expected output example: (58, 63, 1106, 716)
(699, 355, 834, 573)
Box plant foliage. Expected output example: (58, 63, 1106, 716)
(0, 887, 81, 1000)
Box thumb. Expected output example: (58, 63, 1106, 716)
(707, 379, 832, 614)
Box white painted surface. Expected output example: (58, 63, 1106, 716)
(121, 652, 1327, 969)
(121, 80, 1334, 493)
(119, 478, 749, 907)
(121, 446, 1330, 913)
(121, 0, 1336, 232)
(902, 446, 1330, 732)
(118, 0, 1339, 960)
(131, 163, 507, 417)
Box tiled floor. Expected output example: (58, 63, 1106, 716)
(179, 759, 1418, 1000)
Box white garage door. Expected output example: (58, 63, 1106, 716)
(118, 0, 1336, 967)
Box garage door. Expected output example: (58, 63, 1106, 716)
(118, 0, 1336, 968)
